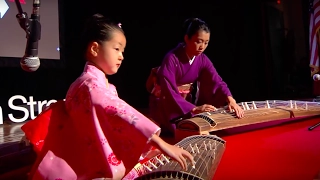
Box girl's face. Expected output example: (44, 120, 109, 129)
(184, 30, 210, 57)
(89, 30, 126, 75)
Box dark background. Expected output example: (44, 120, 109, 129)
(0, 0, 311, 118)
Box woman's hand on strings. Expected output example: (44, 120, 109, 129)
(227, 98, 244, 118)
(192, 104, 217, 114)
(150, 135, 194, 170)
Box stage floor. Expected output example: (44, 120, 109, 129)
(0, 120, 34, 180)
(0, 121, 26, 147)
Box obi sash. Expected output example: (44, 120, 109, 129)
(146, 67, 193, 99)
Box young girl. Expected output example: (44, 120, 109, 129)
(22, 14, 194, 180)
(148, 18, 244, 135)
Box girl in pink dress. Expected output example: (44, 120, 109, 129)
(22, 14, 194, 180)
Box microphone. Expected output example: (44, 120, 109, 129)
(313, 74, 320, 81)
(20, 0, 41, 72)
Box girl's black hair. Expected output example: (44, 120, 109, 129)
(80, 13, 123, 57)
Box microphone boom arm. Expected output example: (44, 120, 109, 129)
(14, 0, 31, 37)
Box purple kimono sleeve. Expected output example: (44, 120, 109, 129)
(197, 55, 232, 106)
(157, 55, 196, 120)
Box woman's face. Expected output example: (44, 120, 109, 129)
(185, 30, 210, 56)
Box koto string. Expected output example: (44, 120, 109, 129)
(165, 136, 215, 179)
(188, 140, 216, 180)
(197, 140, 217, 179)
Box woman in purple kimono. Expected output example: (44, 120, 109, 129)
(22, 14, 194, 180)
(148, 18, 244, 135)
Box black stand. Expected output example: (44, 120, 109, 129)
(14, 0, 31, 37)
(308, 122, 320, 131)
(309, 96, 320, 131)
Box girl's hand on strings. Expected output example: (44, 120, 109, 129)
(160, 143, 195, 170)
(150, 135, 195, 170)
(143, 147, 162, 159)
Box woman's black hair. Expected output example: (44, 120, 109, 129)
(183, 18, 210, 39)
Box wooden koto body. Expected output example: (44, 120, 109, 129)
(175, 100, 320, 141)
(126, 135, 226, 180)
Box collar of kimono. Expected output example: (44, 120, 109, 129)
(182, 44, 195, 62)
(84, 61, 108, 87)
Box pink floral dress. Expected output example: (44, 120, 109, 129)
(23, 62, 160, 180)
